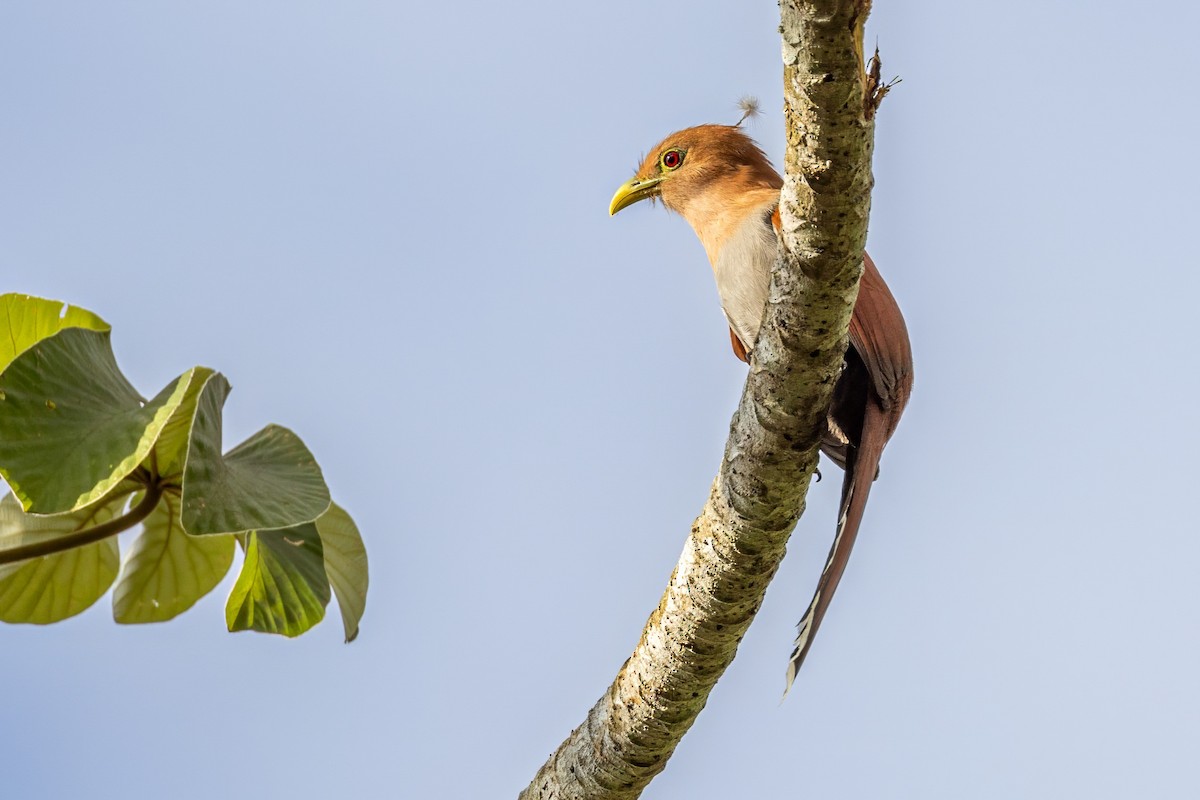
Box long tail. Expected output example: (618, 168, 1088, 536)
(783, 401, 890, 696)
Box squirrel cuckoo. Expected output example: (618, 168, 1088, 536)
(609, 124, 913, 693)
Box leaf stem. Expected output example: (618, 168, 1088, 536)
(0, 482, 164, 565)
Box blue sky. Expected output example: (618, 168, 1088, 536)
(3, 2, 1198, 798)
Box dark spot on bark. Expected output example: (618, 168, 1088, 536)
(823, 73, 835, 82)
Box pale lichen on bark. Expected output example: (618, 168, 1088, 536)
(520, 3, 878, 798)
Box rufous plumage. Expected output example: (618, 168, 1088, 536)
(610, 123, 913, 694)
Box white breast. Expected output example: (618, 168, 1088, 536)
(712, 210, 777, 351)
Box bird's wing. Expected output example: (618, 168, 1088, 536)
(729, 327, 750, 363)
(847, 253, 913, 439)
(766, 212, 911, 420)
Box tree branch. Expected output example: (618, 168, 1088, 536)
(520, 2, 878, 797)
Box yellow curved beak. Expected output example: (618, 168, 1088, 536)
(609, 176, 664, 216)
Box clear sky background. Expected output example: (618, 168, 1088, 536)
(3, 2, 1198, 798)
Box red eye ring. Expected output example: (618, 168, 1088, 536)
(662, 149, 683, 169)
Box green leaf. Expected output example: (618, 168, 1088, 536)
(0, 491, 128, 623)
(0, 327, 194, 513)
(151, 366, 217, 480)
(0, 293, 109, 375)
(225, 524, 330, 637)
(112, 491, 235, 624)
(181, 374, 330, 536)
(315, 502, 368, 642)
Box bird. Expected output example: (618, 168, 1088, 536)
(608, 122, 913, 694)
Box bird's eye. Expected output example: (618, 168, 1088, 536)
(661, 149, 684, 170)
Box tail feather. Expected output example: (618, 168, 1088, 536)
(783, 401, 890, 697)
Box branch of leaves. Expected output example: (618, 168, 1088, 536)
(0, 294, 367, 641)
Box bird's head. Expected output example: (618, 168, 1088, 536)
(608, 124, 781, 219)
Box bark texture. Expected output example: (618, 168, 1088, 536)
(520, 3, 877, 797)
